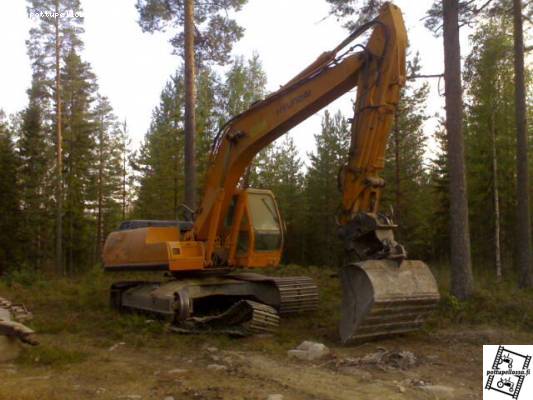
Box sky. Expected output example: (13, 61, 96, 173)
(0, 0, 470, 162)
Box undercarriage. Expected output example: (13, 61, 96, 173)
(110, 273, 319, 335)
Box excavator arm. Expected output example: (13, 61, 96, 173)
(193, 3, 407, 266)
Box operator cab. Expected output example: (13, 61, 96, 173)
(225, 189, 284, 268)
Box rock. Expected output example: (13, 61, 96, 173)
(287, 341, 330, 361)
(167, 368, 188, 375)
(419, 385, 455, 399)
(266, 395, 283, 400)
(207, 364, 227, 372)
(206, 346, 218, 353)
(163, 396, 175, 400)
(342, 350, 417, 370)
(107, 342, 126, 352)
(222, 356, 233, 365)
(398, 385, 406, 393)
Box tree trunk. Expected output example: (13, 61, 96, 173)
(184, 0, 197, 211)
(54, 0, 63, 275)
(122, 120, 127, 221)
(490, 110, 502, 282)
(96, 122, 104, 260)
(442, 0, 473, 300)
(512, 0, 532, 288)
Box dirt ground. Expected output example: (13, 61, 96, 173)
(1, 266, 532, 400)
(2, 325, 532, 400)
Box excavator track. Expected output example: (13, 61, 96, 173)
(171, 300, 280, 336)
(230, 274, 319, 314)
(110, 274, 318, 336)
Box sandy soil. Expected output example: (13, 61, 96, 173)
(2, 326, 531, 400)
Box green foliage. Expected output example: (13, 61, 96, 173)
(381, 53, 432, 259)
(434, 283, 533, 331)
(132, 72, 186, 219)
(15, 1, 130, 274)
(17, 81, 54, 270)
(463, 15, 519, 269)
(0, 115, 21, 273)
(428, 124, 452, 261)
(136, 0, 247, 65)
(326, 0, 386, 31)
(132, 55, 268, 220)
(304, 110, 350, 266)
(3, 266, 47, 288)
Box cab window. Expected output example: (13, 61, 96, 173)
(247, 193, 282, 251)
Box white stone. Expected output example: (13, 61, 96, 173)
(266, 395, 284, 400)
(207, 364, 227, 372)
(167, 368, 188, 375)
(287, 341, 330, 361)
(419, 385, 455, 398)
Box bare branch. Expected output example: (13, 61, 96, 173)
(408, 73, 444, 80)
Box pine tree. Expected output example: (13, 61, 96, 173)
(305, 110, 350, 266)
(220, 54, 268, 187)
(381, 54, 432, 258)
(326, 0, 386, 31)
(442, 0, 474, 300)
(196, 67, 220, 192)
(268, 136, 305, 264)
(428, 123, 451, 261)
(512, 0, 532, 287)
(136, 0, 248, 210)
(61, 49, 98, 273)
(0, 112, 22, 274)
(132, 72, 185, 219)
(17, 80, 55, 269)
(93, 95, 124, 259)
(26, 0, 85, 273)
(463, 14, 523, 277)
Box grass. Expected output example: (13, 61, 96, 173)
(1, 262, 531, 362)
(17, 345, 88, 367)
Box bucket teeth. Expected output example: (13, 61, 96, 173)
(340, 260, 440, 343)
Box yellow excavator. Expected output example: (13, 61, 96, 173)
(103, 3, 440, 343)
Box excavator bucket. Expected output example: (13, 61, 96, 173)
(339, 260, 440, 343)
